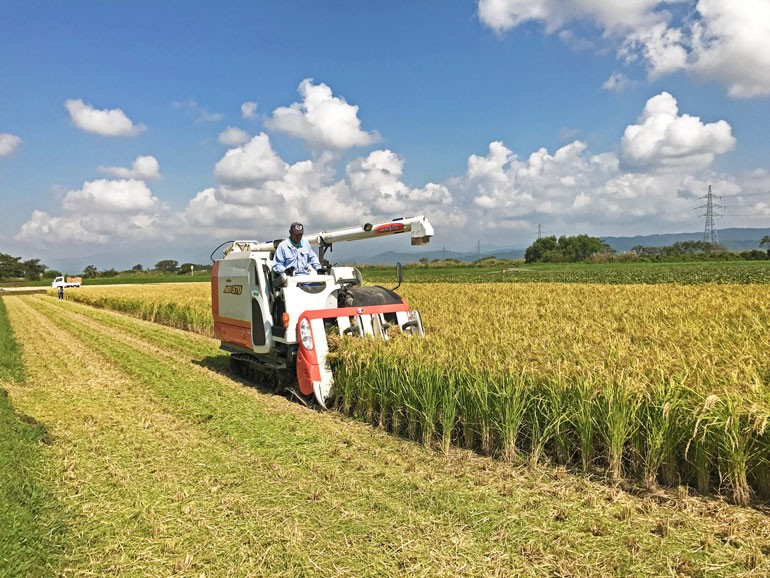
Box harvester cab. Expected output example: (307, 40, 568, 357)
(211, 215, 433, 408)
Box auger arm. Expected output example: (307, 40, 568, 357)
(305, 215, 433, 247)
(226, 215, 434, 262)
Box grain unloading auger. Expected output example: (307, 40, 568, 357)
(211, 216, 433, 408)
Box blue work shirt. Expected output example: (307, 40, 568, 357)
(272, 238, 321, 275)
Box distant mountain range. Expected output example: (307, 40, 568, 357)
(601, 227, 770, 253)
(342, 227, 770, 265)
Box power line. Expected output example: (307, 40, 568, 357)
(719, 191, 770, 199)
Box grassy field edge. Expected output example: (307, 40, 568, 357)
(0, 297, 64, 578)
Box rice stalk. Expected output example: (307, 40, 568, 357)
(708, 396, 768, 506)
(570, 379, 597, 472)
(597, 380, 641, 482)
(688, 393, 718, 494)
(638, 380, 689, 488)
(491, 372, 528, 461)
(456, 369, 478, 450)
(527, 378, 571, 467)
(439, 372, 458, 454)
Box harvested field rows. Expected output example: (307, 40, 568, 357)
(3, 293, 770, 576)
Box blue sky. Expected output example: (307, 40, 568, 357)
(1, 1, 769, 271)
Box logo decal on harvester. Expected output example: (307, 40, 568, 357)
(374, 223, 405, 234)
(223, 284, 243, 295)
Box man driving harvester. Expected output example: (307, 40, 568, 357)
(212, 215, 432, 408)
(272, 222, 325, 282)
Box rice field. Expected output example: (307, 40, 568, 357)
(57, 280, 770, 505)
(9, 293, 770, 575)
(335, 284, 770, 505)
(54, 283, 213, 334)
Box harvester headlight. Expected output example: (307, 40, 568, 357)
(299, 318, 314, 350)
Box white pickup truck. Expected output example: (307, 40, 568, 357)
(51, 276, 82, 289)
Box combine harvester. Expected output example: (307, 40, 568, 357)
(211, 216, 433, 408)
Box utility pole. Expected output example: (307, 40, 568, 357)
(477, 240, 481, 260)
(699, 185, 724, 245)
(537, 224, 543, 240)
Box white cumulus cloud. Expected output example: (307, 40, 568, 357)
(452, 137, 695, 236)
(16, 210, 111, 244)
(65, 99, 146, 137)
(432, 89, 748, 240)
(620, 92, 735, 172)
(62, 179, 160, 213)
(342, 149, 453, 214)
(601, 71, 632, 92)
(266, 79, 380, 151)
(182, 144, 458, 241)
(478, 0, 663, 35)
(99, 156, 161, 180)
(0, 133, 22, 156)
(176, 88, 755, 247)
(622, 21, 688, 78)
(690, 0, 770, 98)
(241, 101, 258, 120)
(478, 0, 770, 98)
(15, 79, 760, 257)
(218, 127, 251, 147)
(15, 178, 173, 247)
(346, 150, 413, 213)
(184, 154, 346, 234)
(15, 209, 174, 245)
(214, 133, 287, 186)
(184, 187, 280, 229)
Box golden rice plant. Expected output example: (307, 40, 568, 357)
(332, 282, 770, 504)
(51, 283, 214, 335)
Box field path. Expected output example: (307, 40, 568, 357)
(3, 294, 770, 577)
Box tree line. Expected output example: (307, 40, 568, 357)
(4, 236, 770, 280)
(0, 254, 47, 281)
(0, 253, 212, 282)
(524, 235, 770, 264)
(525, 235, 613, 263)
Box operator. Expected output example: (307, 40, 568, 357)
(272, 222, 325, 281)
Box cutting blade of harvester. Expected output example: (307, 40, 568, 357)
(297, 305, 424, 408)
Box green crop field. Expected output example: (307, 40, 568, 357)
(362, 259, 770, 285)
(4, 258, 769, 290)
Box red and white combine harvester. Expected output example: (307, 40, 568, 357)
(211, 216, 433, 408)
